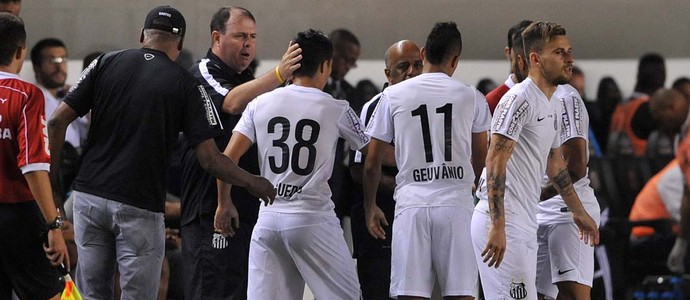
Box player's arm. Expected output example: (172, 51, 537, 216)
(481, 133, 514, 268)
(213, 132, 256, 237)
(222, 42, 302, 114)
(545, 147, 599, 246)
(350, 163, 396, 195)
(195, 139, 275, 206)
(668, 182, 690, 273)
(362, 138, 390, 240)
(471, 131, 488, 187)
(25, 170, 70, 270)
(359, 142, 396, 167)
(540, 137, 587, 201)
(47, 102, 79, 208)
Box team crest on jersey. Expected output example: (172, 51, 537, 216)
(212, 232, 228, 249)
(144, 53, 155, 61)
(509, 280, 527, 299)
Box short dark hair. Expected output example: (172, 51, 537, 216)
(292, 29, 332, 78)
(522, 21, 566, 61)
(210, 6, 254, 34)
(0, 12, 25, 66)
(30, 37, 65, 66)
(329, 28, 359, 52)
(424, 21, 462, 65)
(507, 20, 533, 49)
(634, 53, 665, 94)
(672, 77, 690, 91)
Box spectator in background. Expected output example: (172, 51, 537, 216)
(476, 77, 497, 96)
(609, 53, 666, 156)
(0, 0, 19, 15)
(593, 77, 623, 152)
(673, 77, 690, 99)
(354, 79, 380, 107)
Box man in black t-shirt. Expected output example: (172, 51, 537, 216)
(47, 6, 275, 300)
(180, 6, 301, 300)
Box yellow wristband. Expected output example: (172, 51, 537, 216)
(275, 66, 285, 83)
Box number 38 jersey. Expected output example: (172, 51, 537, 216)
(366, 73, 491, 211)
(234, 84, 369, 216)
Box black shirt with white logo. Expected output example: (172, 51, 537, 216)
(179, 50, 260, 226)
(64, 48, 219, 213)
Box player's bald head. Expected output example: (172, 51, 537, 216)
(384, 40, 422, 85)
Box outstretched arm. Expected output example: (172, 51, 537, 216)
(222, 42, 302, 114)
(481, 133, 514, 268)
(545, 147, 599, 246)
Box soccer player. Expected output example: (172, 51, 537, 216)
(0, 12, 68, 300)
(364, 22, 490, 300)
(217, 29, 367, 300)
(536, 84, 601, 300)
(471, 21, 599, 300)
(350, 39, 423, 300)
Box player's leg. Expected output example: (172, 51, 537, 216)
(391, 207, 434, 299)
(431, 206, 476, 300)
(112, 201, 165, 300)
(548, 222, 595, 300)
(537, 224, 558, 300)
(283, 213, 361, 300)
(73, 191, 118, 299)
(0, 202, 63, 300)
(472, 211, 538, 300)
(248, 213, 305, 300)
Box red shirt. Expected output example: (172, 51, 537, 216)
(485, 75, 516, 115)
(0, 71, 50, 204)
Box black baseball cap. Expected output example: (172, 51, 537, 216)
(143, 5, 186, 37)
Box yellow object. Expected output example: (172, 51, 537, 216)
(61, 274, 83, 300)
(275, 66, 285, 83)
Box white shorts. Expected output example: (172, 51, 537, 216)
(536, 222, 596, 299)
(247, 212, 360, 300)
(471, 211, 538, 300)
(391, 206, 477, 298)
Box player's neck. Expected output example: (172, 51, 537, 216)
(292, 76, 323, 90)
(528, 73, 558, 100)
(422, 64, 452, 77)
(0, 62, 21, 74)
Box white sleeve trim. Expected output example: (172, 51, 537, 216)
(21, 163, 50, 174)
(198, 58, 230, 96)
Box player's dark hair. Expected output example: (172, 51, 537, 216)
(30, 38, 66, 67)
(292, 29, 332, 77)
(424, 21, 462, 65)
(0, 12, 25, 66)
(507, 20, 533, 49)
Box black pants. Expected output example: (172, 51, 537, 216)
(181, 214, 253, 300)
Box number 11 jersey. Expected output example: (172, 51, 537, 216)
(366, 73, 491, 211)
(233, 84, 370, 216)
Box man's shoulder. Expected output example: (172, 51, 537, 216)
(486, 84, 510, 101)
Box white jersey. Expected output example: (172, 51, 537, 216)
(475, 77, 561, 233)
(233, 84, 369, 216)
(41, 86, 88, 148)
(538, 84, 600, 225)
(366, 72, 491, 211)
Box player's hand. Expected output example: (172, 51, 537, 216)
(572, 212, 599, 246)
(365, 205, 388, 240)
(214, 203, 240, 238)
(44, 229, 70, 271)
(277, 41, 302, 83)
(667, 237, 688, 273)
(481, 222, 506, 268)
(247, 176, 276, 206)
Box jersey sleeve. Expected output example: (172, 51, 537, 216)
(182, 82, 223, 146)
(339, 105, 370, 151)
(18, 86, 50, 174)
(233, 99, 257, 144)
(473, 89, 492, 133)
(491, 93, 532, 141)
(365, 92, 394, 143)
(557, 90, 587, 144)
(63, 54, 102, 117)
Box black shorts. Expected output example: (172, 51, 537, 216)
(0, 201, 63, 300)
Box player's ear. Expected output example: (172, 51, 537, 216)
(177, 37, 184, 51)
(504, 46, 511, 60)
(211, 30, 221, 45)
(420, 47, 427, 62)
(14, 43, 24, 61)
